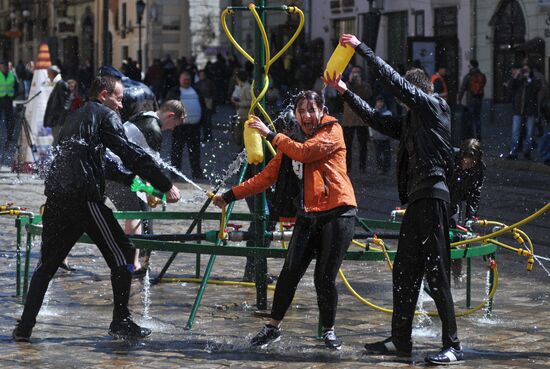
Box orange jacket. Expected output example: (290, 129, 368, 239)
(232, 115, 357, 213)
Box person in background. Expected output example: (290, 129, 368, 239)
(166, 70, 205, 179)
(231, 70, 252, 147)
(67, 79, 85, 112)
(431, 65, 448, 101)
(370, 96, 392, 175)
(342, 65, 371, 173)
(105, 99, 186, 275)
(194, 69, 216, 141)
(457, 60, 486, 140)
(144, 59, 165, 100)
(0, 59, 18, 148)
(506, 63, 542, 160)
(43, 65, 71, 143)
(448, 138, 485, 281)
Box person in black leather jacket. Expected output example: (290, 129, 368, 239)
(323, 34, 462, 365)
(43, 65, 71, 142)
(449, 138, 485, 281)
(449, 138, 485, 228)
(12, 75, 181, 343)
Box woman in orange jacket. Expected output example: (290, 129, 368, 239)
(213, 90, 357, 350)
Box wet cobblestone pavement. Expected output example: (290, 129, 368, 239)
(1, 107, 550, 368)
(1, 171, 550, 369)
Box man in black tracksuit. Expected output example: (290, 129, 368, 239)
(323, 34, 463, 364)
(12, 75, 181, 342)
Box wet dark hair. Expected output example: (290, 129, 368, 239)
(160, 99, 186, 120)
(460, 138, 482, 162)
(90, 76, 120, 99)
(470, 59, 479, 68)
(293, 90, 325, 112)
(404, 68, 433, 94)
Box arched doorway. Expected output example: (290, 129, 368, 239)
(490, 0, 526, 102)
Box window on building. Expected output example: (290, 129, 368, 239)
(332, 17, 355, 45)
(434, 7, 457, 37)
(122, 46, 129, 60)
(387, 11, 407, 68)
(415, 10, 424, 36)
(122, 2, 127, 38)
(330, 0, 355, 14)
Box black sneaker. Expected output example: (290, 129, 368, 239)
(323, 329, 342, 350)
(12, 322, 32, 343)
(364, 337, 412, 357)
(108, 317, 152, 339)
(250, 324, 281, 348)
(425, 346, 464, 365)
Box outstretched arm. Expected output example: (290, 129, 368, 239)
(322, 70, 402, 140)
(339, 34, 434, 109)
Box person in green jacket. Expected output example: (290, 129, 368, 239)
(0, 59, 18, 148)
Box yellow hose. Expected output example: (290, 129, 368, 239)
(221, 4, 305, 159)
(159, 277, 276, 290)
(475, 219, 535, 271)
(451, 202, 550, 247)
(338, 262, 498, 317)
(372, 238, 393, 271)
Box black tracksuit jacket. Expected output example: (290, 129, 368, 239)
(44, 100, 171, 203)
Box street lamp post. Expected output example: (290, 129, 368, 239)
(136, 0, 146, 68)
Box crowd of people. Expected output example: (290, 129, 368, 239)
(4, 31, 549, 367)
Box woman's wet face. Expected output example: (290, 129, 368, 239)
(295, 98, 322, 136)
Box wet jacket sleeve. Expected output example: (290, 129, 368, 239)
(270, 128, 340, 164)
(341, 89, 402, 140)
(101, 111, 172, 192)
(104, 154, 134, 186)
(355, 43, 435, 113)
(465, 168, 484, 219)
(231, 152, 283, 200)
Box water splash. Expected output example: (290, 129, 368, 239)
(142, 269, 152, 320)
(217, 149, 247, 186)
(532, 255, 550, 277)
(482, 269, 496, 320)
(414, 280, 433, 328)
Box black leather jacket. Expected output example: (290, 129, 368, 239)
(45, 101, 172, 202)
(342, 43, 454, 205)
(507, 74, 542, 117)
(130, 111, 163, 152)
(43, 80, 71, 128)
(449, 154, 485, 220)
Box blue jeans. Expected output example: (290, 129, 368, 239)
(510, 115, 536, 156)
(468, 99, 482, 139)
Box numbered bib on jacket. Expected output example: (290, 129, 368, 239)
(292, 160, 303, 179)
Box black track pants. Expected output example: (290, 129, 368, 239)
(20, 199, 136, 328)
(391, 198, 460, 349)
(270, 214, 355, 328)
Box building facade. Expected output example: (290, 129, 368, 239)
(310, 0, 473, 105)
(0, 0, 94, 78)
(476, 0, 549, 103)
